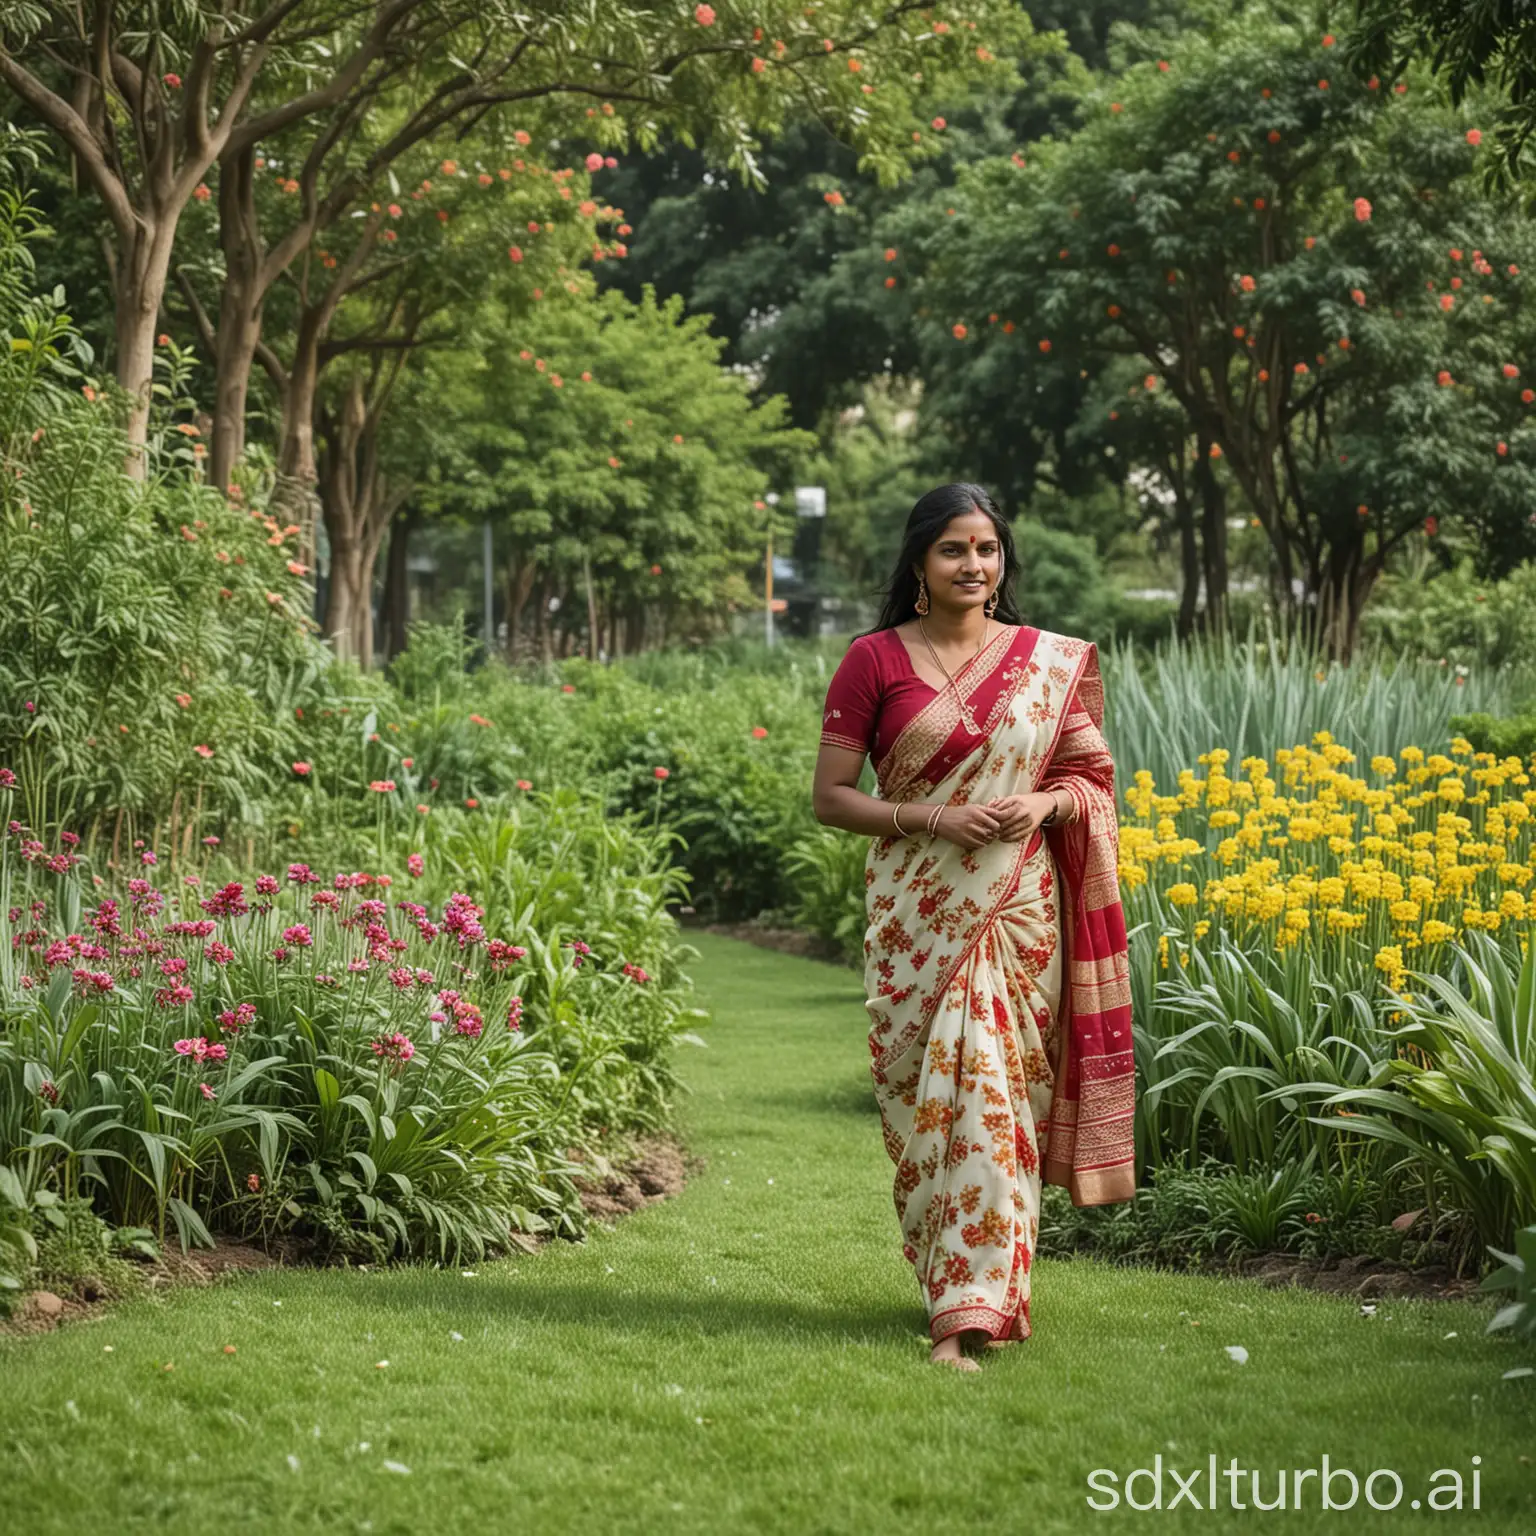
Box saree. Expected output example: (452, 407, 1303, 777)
(825, 624, 1136, 1345)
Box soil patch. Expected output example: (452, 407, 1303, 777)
(569, 1133, 699, 1222)
(1045, 1244, 1488, 1304)
(691, 918, 856, 968)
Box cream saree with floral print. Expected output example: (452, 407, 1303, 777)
(860, 625, 1136, 1345)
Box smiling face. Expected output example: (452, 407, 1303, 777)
(916, 507, 1001, 616)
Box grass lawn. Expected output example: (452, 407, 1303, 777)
(2, 932, 1533, 1533)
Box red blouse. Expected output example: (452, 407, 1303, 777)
(819, 627, 976, 769)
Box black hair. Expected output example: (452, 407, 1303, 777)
(863, 482, 1022, 634)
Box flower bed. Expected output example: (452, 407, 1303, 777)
(0, 772, 704, 1300)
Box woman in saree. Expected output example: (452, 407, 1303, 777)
(811, 483, 1136, 1372)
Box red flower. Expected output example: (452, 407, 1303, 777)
(369, 779, 396, 793)
(1437, 369, 1453, 386)
(293, 761, 312, 776)
(751, 726, 768, 739)
(1424, 515, 1438, 536)
(193, 744, 213, 759)
(1238, 274, 1255, 292)
(694, 3, 715, 23)
(653, 766, 670, 781)
(1503, 363, 1520, 378)
(952, 323, 967, 340)
(1352, 197, 1371, 222)
(464, 797, 479, 809)
(1351, 289, 1366, 306)
(163, 72, 182, 88)
(1497, 441, 1509, 457)
(1467, 128, 1483, 147)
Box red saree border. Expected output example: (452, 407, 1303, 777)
(875, 624, 1042, 802)
(1035, 637, 1137, 1207)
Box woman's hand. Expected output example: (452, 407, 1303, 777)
(934, 803, 1002, 850)
(985, 792, 1061, 841)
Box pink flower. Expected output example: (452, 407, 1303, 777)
(371, 1032, 416, 1068)
(271, 947, 290, 963)
(369, 779, 396, 793)
(507, 996, 524, 1032)
(1467, 128, 1483, 147)
(694, 3, 715, 24)
(156, 984, 195, 1008)
(217, 1003, 256, 1032)
(1353, 196, 1372, 222)
(163, 72, 182, 88)
(255, 875, 278, 895)
(193, 744, 214, 759)
(388, 966, 414, 990)
(293, 761, 312, 777)
(282, 924, 313, 947)
(585, 152, 604, 171)
(407, 853, 424, 878)
(200, 1083, 217, 1101)
(247, 1172, 261, 1192)
(141, 850, 158, 866)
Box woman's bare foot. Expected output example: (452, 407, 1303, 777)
(929, 1330, 986, 1370)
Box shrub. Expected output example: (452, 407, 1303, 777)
(0, 776, 704, 1264)
(0, 173, 326, 845)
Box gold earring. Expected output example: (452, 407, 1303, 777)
(914, 572, 930, 616)
(984, 587, 999, 619)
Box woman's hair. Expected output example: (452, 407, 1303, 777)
(863, 482, 1023, 634)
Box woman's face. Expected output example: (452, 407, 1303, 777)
(916, 508, 1001, 615)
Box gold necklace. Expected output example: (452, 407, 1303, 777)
(918, 617, 988, 735)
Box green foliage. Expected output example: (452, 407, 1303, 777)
(1298, 932, 1536, 1256)
(1365, 559, 1536, 672)
(1481, 1225, 1536, 1342)
(0, 181, 327, 838)
(1040, 1154, 1411, 1270)
(909, 14, 1536, 651)
(0, 1162, 37, 1310)
(1451, 708, 1536, 761)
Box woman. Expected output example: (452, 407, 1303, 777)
(811, 483, 1136, 1372)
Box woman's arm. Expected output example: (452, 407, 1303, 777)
(812, 743, 1002, 848)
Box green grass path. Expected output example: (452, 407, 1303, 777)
(2, 934, 1533, 1533)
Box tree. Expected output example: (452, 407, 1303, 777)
(418, 281, 817, 659)
(2, 0, 1030, 481)
(916, 16, 1536, 655)
(1351, 0, 1536, 173)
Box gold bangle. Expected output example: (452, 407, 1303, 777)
(892, 802, 909, 837)
(927, 803, 944, 836)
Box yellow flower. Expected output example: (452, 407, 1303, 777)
(1420, 920, 1456, 945)
(1166, 883, 1199, 908)
(1370, 755, 1397, 777)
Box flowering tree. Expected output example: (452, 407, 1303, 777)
(1, 0, 1027, 482)
(416, 280, 816, 659)
(915, 18, 1536, 655)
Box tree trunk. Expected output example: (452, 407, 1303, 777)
(1195, 449, 1229, 633)
(209, 147, 266, 492)
(317, 372, 406, 669)
(503, 557, 538, 661)
(115, 214, 180, 475)
(379, 504, 419, 662)
(582, 549, 599, 661)
(1316, 540, 1378, 662)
